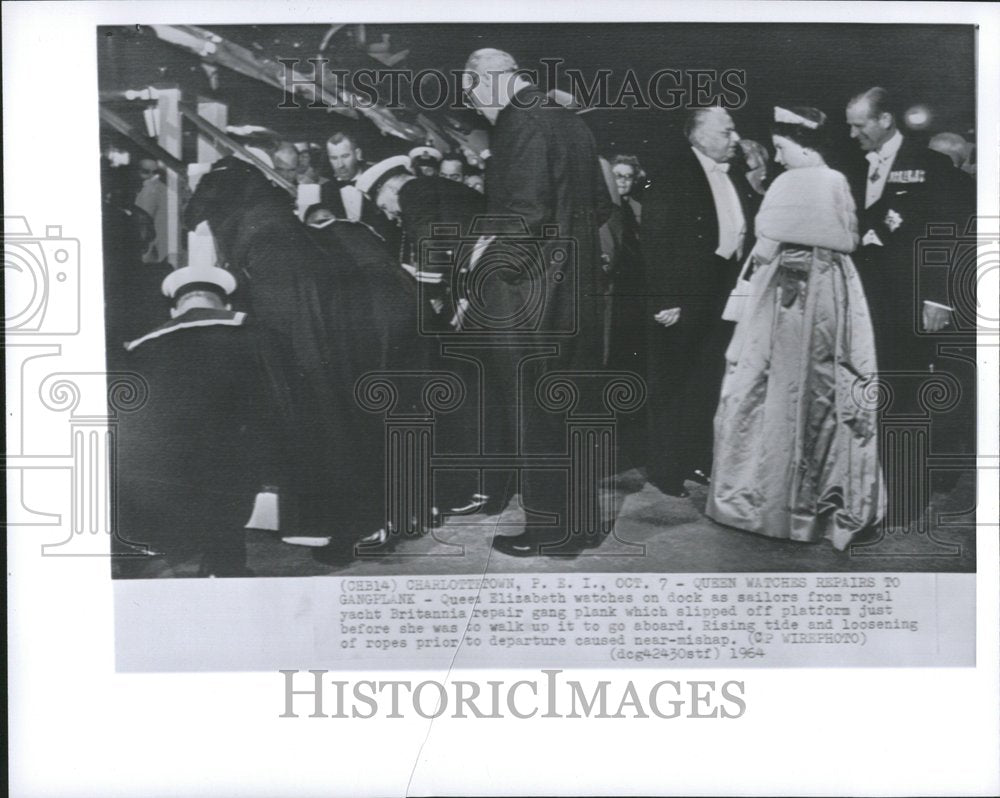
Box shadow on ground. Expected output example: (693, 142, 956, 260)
(117, 469, 977, 578)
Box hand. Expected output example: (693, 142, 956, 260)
(653, 307, 681, 328)
(922, 304, 951, 333)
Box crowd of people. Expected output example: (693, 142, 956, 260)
(103, 48, 975, 577)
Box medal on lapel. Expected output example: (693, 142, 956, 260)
(884, 209, 903, 232)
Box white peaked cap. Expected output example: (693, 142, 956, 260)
(355, 155, 413, 197)
(161, 264, 237, 299)
(408, 145, 443, 162)
(233, 145, 275, 170)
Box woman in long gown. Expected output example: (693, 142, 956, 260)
(706, 106, 883, 551)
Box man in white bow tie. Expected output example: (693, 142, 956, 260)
(641, 107, 760, 497)
(845, 87, 969, 372)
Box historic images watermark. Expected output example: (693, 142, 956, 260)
(4, 215, 81, 336)
(279, 669, 747, 719)
(279, 59, 748, 112)
(352, 213, 647, 556)
(4, 214, 152, 557)
(847, 217, 996, 555)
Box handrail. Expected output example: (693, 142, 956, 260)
(98, 105, 187, 175)
(177, 103, 297, 196)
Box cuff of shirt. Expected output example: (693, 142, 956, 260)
(923, 300, 954, 312)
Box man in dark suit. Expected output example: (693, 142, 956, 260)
(357, 157, 495, 517)
(845, 87, 969, 372)
(846, 88, 976, 504)
(117, 264, 289, 577)
(461, 48, 614, 555)
(320, 131, 398, 246)
(640, 107, 760, 498)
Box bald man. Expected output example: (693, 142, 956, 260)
(272, 142, 301, 185)
(928, 132, 970, 168)
(639, 107, 760, 498)
(462, 48, 614, 555)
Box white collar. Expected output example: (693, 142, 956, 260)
(691, 146, 729, 173)
(866, 130, 904, 164)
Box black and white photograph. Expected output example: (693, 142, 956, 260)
(6, 2, 998, 796)
(99, 22, 978, 576)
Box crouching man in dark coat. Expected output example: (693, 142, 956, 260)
(185, 157, 400, 557)
(357, 157, 494, 517)
(116, 263, 290, 577)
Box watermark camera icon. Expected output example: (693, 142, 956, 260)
(914, 216, 998, 336)
(4, 215, 81, 335)
(418, 216, 578, 336)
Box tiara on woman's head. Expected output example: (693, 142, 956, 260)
(774, 106, 819, 129)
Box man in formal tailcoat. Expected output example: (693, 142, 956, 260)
(640, 107, 760, 498)
(845, 87, 971, 373)
(461, 48, 614, 555)
(846, 88, 976, 501)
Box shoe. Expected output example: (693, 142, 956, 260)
(492, 532, 582, 557)
(448, 493, 490, 514)
(492, 534, 547, 557)
(688, 469, 711, 486)
(281, 535, 333, 547)
(356, 528, 388, 546)
(650, 480, 689, 498)
(355, 528, 396, 555)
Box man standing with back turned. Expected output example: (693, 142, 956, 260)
(461, 48, 613, 556)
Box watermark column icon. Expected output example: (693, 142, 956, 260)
(4, 216, 148, 556)
(535, 371, 646, 554)
(355, 371, 466, 549)
(36, 372, 150, 555)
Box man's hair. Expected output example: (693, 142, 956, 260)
(929, 132, 969, 167)
(848, 87, 899, 121)
(440, 152, 465, 169)
(273, 143, 300, 170)
(684, 107, 730, 141)
(464, 48, 519, 78)
(326, 131, 359, 149)
(174, 286, 226, 307)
